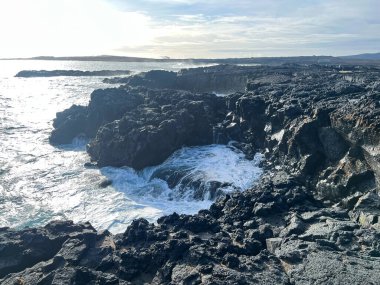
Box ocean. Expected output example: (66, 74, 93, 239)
(0, 60, 262, 233)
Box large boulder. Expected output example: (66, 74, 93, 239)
(0, 221, 97, 279)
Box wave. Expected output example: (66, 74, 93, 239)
(100, 144, 263, 223)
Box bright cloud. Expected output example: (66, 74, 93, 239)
(0, 0, 154, 57)
(0, 0, 379, 58)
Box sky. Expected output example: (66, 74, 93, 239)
(0, 0, 379, 59)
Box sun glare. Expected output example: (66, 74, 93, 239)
(0, 0, 154, 58)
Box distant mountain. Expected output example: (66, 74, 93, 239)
(341, 52, 380, 60)
(14, 55, 352, 65)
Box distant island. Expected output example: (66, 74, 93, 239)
(2, 53, 380, 66)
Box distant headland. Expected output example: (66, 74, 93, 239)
(2, 53, 380, 66)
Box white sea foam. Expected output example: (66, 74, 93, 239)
(100, 145, 263, 232)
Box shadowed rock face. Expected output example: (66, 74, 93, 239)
(87, 90, 226, 169)
(50, 86, 226, 169)
(7, 63, 378, 284)
(50, 87, 145, 144)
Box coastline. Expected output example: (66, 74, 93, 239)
(1, 63, 380, 284)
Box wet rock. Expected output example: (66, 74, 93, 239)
(50, 105, 87, 144)
(84, 162, 97, 168)
(50, 87, 145, 144)
(2, 177, 380, 284)
(99, 179, 112, 188)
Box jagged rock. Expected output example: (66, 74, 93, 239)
(50, 87, 145, 144)
(0, 221, 97, 279)
(266, 238, 282, 254)
(272, 207, 380, 284)
(50, 105, 87, 144)
(316, 148, 376, 201)
(2, 176, 380, 284)
(317, 127, 349, 162)
(87, 90, 225, 169)
(51, 86, 226, 168)
(350, 192, 380, 231)
(12, 63, 379, 284)
(280, 247, 380, 285)
(214, 65, 380, 203)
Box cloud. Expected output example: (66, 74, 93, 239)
(0, 0, 155, 57)
(0, 0, 379, 58)
(110, 0, 380, 57)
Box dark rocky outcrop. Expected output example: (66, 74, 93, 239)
(50, 87, 145, 144)
(50, 86, 226, 169)
(0, 221, 97, 279)
(87, 91, 225, 169)
(50, 63, 380, 200)
(7, 63, 376, 284)
(216, 64, 380, 203)
(15, 70, 131, 77)
(103, 65, 261, 93)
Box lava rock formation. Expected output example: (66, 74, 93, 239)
(2, 64, 380, 284)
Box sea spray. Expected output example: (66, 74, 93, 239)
(100, 144, 263, 232)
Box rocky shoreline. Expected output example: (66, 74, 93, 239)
(1, 64, 380, 284)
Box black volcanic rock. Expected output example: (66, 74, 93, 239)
(24, 63, 380, 284)
(50, 105, 87, 144)
(2, 176, 380, 284)
(50, 87, 145, 144)
(15, 69, 131, 77)
(51, 86, 226, 168)
(103, 64, 260, 93)
(87, 90, 226, 169)
(51, 64, 380, 197)
(216, 64, 380, 202)
(0, 220, 97, 279)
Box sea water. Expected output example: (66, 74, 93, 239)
(0, 60, 262, 233)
